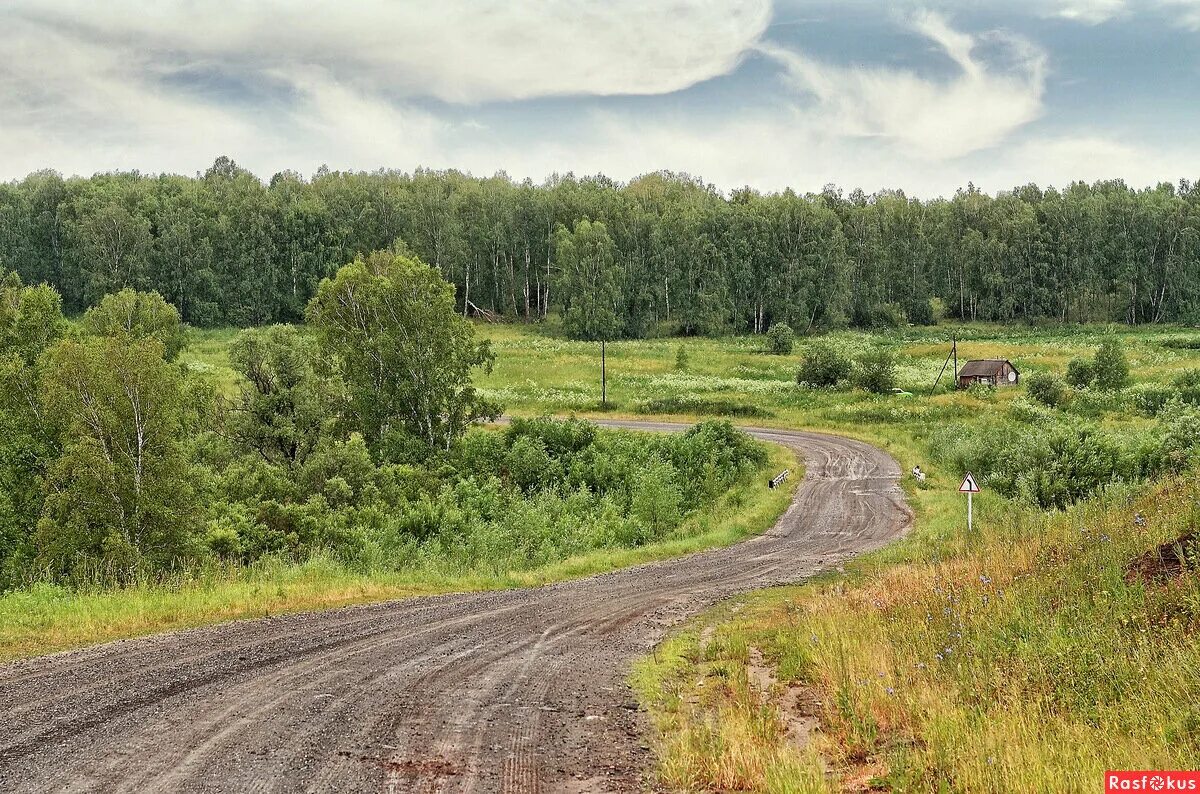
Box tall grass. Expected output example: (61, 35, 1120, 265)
(635, 473, 1200, 791)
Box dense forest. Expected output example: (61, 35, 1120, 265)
(1, 157, 1198, 336)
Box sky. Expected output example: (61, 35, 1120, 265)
(1, 0, 1198, 197)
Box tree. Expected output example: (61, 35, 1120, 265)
(853, 348, 898, 394)
(72, 202, 152, 302)
(226, 325, 341, 469)
(36, 336, 199, 578)
(0, 272, 67, 585)
(306, 250, 500, 454)
(555, 219, 622, 341)
(765, 322, 794, 355)
(555, 219, 623, 404)
(797, 340, 852, 387)
(1093, 338, 1130, 391)
(81, 288, 186, 360)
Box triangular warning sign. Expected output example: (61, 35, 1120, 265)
(958, 472, 981, 493)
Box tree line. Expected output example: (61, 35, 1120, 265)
(2, 157, 1199, 336)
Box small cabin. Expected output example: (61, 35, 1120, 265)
(957, 359, 1019, 389)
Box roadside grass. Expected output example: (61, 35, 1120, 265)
(0, 441, 797, 662)
(633, 472, 1200, 792)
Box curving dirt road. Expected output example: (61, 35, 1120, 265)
(0, 422, 910, 793)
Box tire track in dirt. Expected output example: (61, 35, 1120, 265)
(0, 423, 910, 793)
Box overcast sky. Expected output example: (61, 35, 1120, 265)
(2, 0, 1198, 196)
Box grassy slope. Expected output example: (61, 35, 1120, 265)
(633, 474, 1200, 792)
(0, 441, 798, 663)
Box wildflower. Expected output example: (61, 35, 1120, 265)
(886, 687, 895, 696)
(1134, 513, 1146, 527)
(980, 575, 991, 585)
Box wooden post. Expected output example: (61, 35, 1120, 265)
(952, 334, 958, 390)
(601, 339, 607, 407)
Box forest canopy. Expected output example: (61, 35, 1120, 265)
(1, 158, 1198, 337)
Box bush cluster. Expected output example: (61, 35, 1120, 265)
(931, 407, 1200, 510)
(198, 417, 767, 574)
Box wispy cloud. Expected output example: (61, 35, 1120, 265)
(759, 12, 1047, 160)
(1051, 0, 1127, 23)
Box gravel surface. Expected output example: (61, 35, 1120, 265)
(0, 422, 911, 793)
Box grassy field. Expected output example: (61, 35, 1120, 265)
(0, 434, 797, 662)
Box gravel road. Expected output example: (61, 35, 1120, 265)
(0, 422, 910, 793)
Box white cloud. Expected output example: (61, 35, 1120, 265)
(758, 12, 1047, 160)
(1048, 0, 1200, 27)
(1051, 0, 1127, 23)
(0, 16, 257, 177)
(5, 0, 771, 103)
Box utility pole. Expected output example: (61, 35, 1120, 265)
(601, 339, 607, 407)
(952, 334, 958, 389)
(931, 334, 961, 393)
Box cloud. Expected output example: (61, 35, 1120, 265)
(0, 15, 257, 177)
(5, 0, 771, 103)
(1047, 0, 1200, 27)
(1051, 0, 1127, 23)
(758, 12, 1047, 160)
(0, 1, 1195, 199)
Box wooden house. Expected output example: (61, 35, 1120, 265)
(957, 359, 1019, 389)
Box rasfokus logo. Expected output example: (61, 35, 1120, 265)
(1107, 771, 1200, 791)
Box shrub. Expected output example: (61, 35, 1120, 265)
(1007, 398, 1056, 426)
(865, 303, 905, 330)
(1173, 369, 1200, 405)
(1066, 357, 1096, 389)
(630, 458, 683, 539)
(1160, 404, 1200, 472)
(675, 345, 690, 372)
(797, 340, 852, 387)
(1129, 383, 1178, 416)
(1025, 371, 1066, 408)
(852, 348, 898, 394)
(636, 396, 773, 418)
(765, 323, 795, 355)
(966, 381, 996, 402)
(1093, 338, 1130, 391)
(1160, 336, 1200, 350)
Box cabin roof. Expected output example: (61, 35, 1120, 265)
(958, 359, 1019, 377)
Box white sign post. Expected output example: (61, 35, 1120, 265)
(958, 472, 981, 532)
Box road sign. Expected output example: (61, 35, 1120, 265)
(959, 472, 980, 532)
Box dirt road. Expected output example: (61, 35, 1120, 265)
(0, 423, 910, 793)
